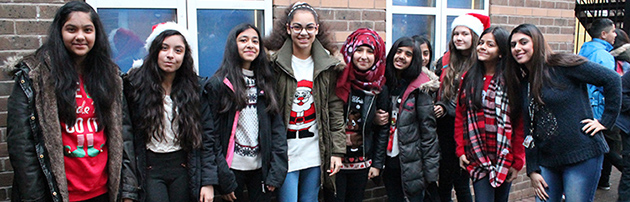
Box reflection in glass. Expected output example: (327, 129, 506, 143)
(392, 14, 435, 54)
(448, 0, 484, 9)
(98, 8, 177, 72)
(197, 9, 264, 77)
(445, 15, 457, 49)
(392, 0, 436, 7)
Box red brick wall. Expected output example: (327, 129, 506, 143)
(0, 1, 67, 201)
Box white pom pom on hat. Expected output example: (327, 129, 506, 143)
(450, 13, 491, 36)
(144, 22, 191, 52)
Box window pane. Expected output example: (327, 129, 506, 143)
(392, 0, 436, 7)
(197, 9, 264, 77)
(448, 0, 484, 9)
(98, 8, 177, 72)
(445, 15, 457, 49)
(392, 14, 435, 53)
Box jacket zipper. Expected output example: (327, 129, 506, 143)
(362, 95, 376, 165)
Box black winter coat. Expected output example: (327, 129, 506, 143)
(205, 76, 288, 194)
(343, 88, 389, 170)
(389, 71, 440, 197)
(121, 75, 217, 201)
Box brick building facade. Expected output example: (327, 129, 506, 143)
(0, 0, 577, 201)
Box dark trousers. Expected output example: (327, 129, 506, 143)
(619, 130, 630, 202)
(146, 150, 190, 202)
(472, 177, 512, 202)
(437, 161, 473, 202)
(77, 193, 108, 202)
(383, 156, 424, 202)
(323, 169, 369, 202)
(600, 127, 624, 186)
(232, 169, 271, 202)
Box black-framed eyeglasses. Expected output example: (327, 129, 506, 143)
(290, 24, 317, 34)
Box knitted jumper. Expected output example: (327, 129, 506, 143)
(524, 61, 621, 174)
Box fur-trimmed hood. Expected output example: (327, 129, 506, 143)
(419, 67, 440, 93)
(611, 43, 630, 62)
(2, 55, 28, 76)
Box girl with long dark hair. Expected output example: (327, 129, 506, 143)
(323, 28, 389, 201)
(504, 23, 621, 202)
(455, 26, 524, 202)
(207, 23, 287, 202)
(435, 13, 490, 202)
(122, 22, 216, 202)
(6, 1, 126, 201)
(382, 36, 440, 201)
(265, 2, 345, 201)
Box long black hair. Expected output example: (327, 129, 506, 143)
(504, 24, 586, 116)
(213, 23, 279, 113)
(36, 1, 119, 131)
(412, 35, 433, 68)
(126, 30, 202, 150)
(460, 26, 509, 110)
(385, 37, 423, 88)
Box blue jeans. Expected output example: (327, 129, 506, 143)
(536, 155, 604, 202)
(472, 176, 512, 202)
(277, 166, 320, 202)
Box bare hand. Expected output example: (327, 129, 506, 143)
(506, 167, 519, 182)
(458, 155, 470, 170)
(529, 172, 549, 201)
(266, 185, 276, 192)
(199, 185, 214, 202)
(329, 156, 343, 176)
(374, 109, 389, 126)
(221, 192, 237, 202)
(368, 167, 380, 179)
(123, 199, 134, 202)
(581, 119, 606, 136)
(434, 105, 445, 118)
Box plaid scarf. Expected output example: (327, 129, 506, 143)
(462, 76, 513, 188)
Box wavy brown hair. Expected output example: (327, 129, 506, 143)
(441, 27, 479, 102)
(125, 30, 202, 150)
(264, 2, 337, 52)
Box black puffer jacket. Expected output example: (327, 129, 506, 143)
(205, 76, 288, 194)
(344, 88, 390, 170)
(122, 75, 217, 201)
(391, 70, 440, 197)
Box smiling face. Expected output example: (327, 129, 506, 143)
(286, 10, 318, 52)
(157, 35, 186, 75)
(236, 28, 260, 69)
(510, 32, 534, 65)
(352, 45, 375, 71)
(393, 46, 413, 70)
(62, 11, 95, 62)
(477, 33, 500, 62)
(452, 26, 473, 51)
(419, 43, 430, 67)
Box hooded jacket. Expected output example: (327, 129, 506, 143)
(271, 38, 346, 191)
(392, 68, 440, 196)
(5, 55, 125, 202)
(611, 44, 630, 133)
(579, 38, 616, 120)
(205, 76, 288, 194)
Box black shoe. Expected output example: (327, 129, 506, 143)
(598, 183, 611, 190)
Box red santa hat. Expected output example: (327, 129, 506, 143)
(450, 13, 491, 36)
(144, 22, 190, 52)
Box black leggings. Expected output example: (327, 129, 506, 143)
(146, 150, 190, 202)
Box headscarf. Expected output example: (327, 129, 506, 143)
(335, 28, 386, 103)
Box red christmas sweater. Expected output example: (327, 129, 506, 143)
(60, 77, 108, 201)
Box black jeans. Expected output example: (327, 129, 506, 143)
(77, 193, 108, 202)
(383, 156, 424, 202)
(600, 127, 624, 186)
(145, 150, 190, 202)
(323, 169, 369, 202)
(619, 130, 630, 202)
(232, 169, 271, 202)
(437, 160, 473, 202)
